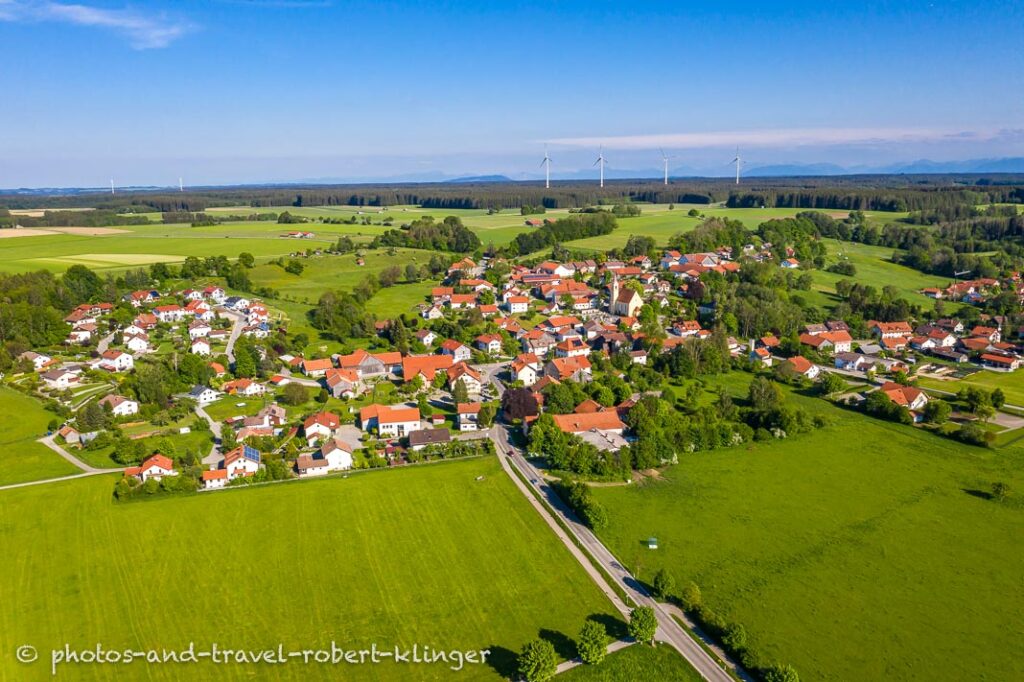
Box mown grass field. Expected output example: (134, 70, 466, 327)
(0, 386, 79, 486)
(590, 373, 1024, 682)
(0, 456, 621, 681)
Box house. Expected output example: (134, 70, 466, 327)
(96, 350, 134, 372)
(222, 378, 266, 397)
(551, 411, 627, 451)
(189, 385, 219, 405)
(359, 404, 421, 438)
(324, 368, 364, 399)
(980, 353, 1021, 371)
(520, 329, 557, 356)
(870, 321, 913, 339)
(781, 258, 800, 269)
(506, 296, 530, 314)
(41, 368, 80, 390)
(475, 333, 503, 355)
(408, 428, 451, 451)
(97, 394, 139, 417)
(970, 326, 1002, 343)
(457, 402, 482, 431)
(439, 339, 472, 363)
(834, 352, 867, 371)
(749, 347, 773, 367)
(125, 454, 177, 482)
(421, 304, 445, 320)
(224, 445, 261, 479)
(154, 304, 186, 323)
(511, 353, 541, 386)
(19, 351, 54, 371)
(302, 357, 334, 378)
(67, 323, 96, 344)
(544, 356, 593, 382)
(554, 337, 590, 358)
(415, 329, 437, 346)
(188, 320, 212, 339)
(203, 286, 226, 303)
(296, 438, 353, 477)
(202, 468, 229, 490)
(209, 362, 227, 377)
(447, 362, 483, 395)
(58, 424, 83, 447)
(124, 333, 150, 353)
(878, 382, 929, 417)
(784, 356, 820, 379)
(335, 348, 390, 378)
(303, 411, 340, 444)
(799, 331, 852, 354)
(190, 338, 211, 356)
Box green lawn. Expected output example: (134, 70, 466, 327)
(918, 370, 1024, 408)
(0, 456, 621, 681)
(561, 644, 703, 681)
(0, 386, 80, 486)
(590, 374, 1024, 681)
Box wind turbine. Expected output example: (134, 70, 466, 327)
(731, 147, 742, 185)
(659, 148, 676, 186)
(540, 147, 551, 189)
(110, 178, 115, 195)
(594, 146, 607, 188)
(179, 177, 184, 192)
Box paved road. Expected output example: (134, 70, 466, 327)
(195, 405, 224, 466)
(490, 425, 738, 682)
(220, 308, 246, 364)
(40, 434, 120, 474)
(96, 331, 116, 355)
(0, 469, 117, 492)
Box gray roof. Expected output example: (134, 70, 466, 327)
(408, 428, 451, 447)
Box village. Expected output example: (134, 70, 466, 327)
(7, 235, 1023, 498)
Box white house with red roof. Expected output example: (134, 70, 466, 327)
(98, 394, 139, 417)
(303, 411, 340, 445)
(125, 454, 177, 483)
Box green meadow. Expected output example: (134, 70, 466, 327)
(0, 456, 621, 681)
(562, 645, 704, 681)
(0, 386, 79, 486)
(590, 374, 1024, 682)
(918, 369, 1024, 408)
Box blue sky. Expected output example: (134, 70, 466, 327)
(1, 0, 1022, 186)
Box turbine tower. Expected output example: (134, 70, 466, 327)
(110, 178, 115, 195)
(179, 177, 184, 192)
(594, 146, 606, 188)
(660, 148, 675, 186)
(540, 147, 551, 189)
(731, 147, 742, 185)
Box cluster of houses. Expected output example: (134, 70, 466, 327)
(920, 274, 1024, 306)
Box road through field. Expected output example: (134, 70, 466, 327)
(490, 424, 739, 682)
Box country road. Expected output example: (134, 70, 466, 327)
(490, 424, 740, 682)
(220, 308, 246, 364)
(194, 404, 223, 466)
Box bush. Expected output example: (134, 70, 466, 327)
(679, 581, 702, 611)
(652, 568, 676, 600)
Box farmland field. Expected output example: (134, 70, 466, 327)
(0, 456, 623, 681)
(0, 386, 80, 486)
(590, 373, 1024, 682)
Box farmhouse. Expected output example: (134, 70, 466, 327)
(879, 382, 930, 415)
(785, 355, 820, 379)
(324, 368, 364, 399)
(402, 354, 453, 383)
(302, 357, 334, 378)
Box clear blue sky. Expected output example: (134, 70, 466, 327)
(1, 0, 1022, 186)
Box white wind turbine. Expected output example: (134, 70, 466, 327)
(540, 147, 552, 189)
(731, 146, 743, 185)
(179, 177, 184, 192)
(594, 146, 607, 188)
(110, 178, 115, 195)
(660, 148, 676, 186)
